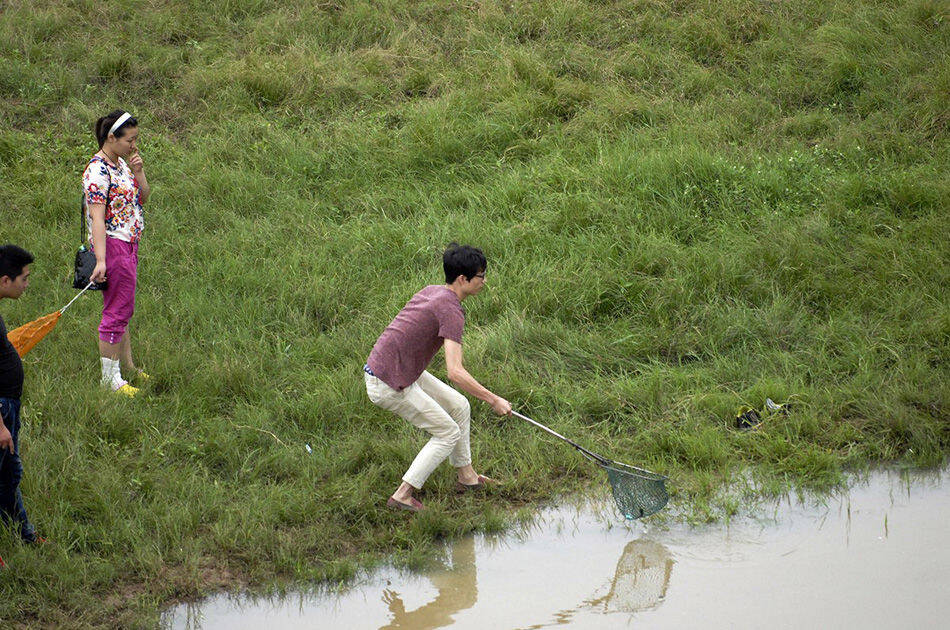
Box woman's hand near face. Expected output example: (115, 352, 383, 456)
(128, 148, 144, 174)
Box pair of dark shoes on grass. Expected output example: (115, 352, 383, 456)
(735, 407, 763, 430)
(736, 398, 790, 430)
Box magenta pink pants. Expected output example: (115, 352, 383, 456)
(99, 237, 138, 344)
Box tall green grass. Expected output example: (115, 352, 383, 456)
(1, 0, 948, 626)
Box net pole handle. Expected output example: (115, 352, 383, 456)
(511, 410, 610, 466)
(60, 281, 94, 314)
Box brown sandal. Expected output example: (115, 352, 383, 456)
(387, 496, 424, 512)
(456, 474, 498, 493)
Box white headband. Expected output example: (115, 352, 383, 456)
(107, 112, 132, 137)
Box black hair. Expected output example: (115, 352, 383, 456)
(0, 244, 34, 281)
(95, 110, 138, 148)
(443, 242, 487, 284)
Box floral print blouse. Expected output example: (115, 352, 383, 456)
(82, 155, 144, 243)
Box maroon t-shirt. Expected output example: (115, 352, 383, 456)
(367, 285, 465, 391)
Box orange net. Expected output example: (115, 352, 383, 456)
(6, 311, 61, 357)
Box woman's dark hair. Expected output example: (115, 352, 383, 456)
(0, 244, 34, 281)
(443, 242, 487, 284)
(95, 110, 138, 148)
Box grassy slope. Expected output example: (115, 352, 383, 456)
(1, 0, 948, 626)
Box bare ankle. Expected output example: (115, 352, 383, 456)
(457, 471, 479, 484)
(393, 482, 416, 502)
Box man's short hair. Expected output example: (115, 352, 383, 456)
(443, 242, 487, 284)
(0, 244, 34, 281)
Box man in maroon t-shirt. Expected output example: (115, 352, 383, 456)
(365, 243, 511, 512)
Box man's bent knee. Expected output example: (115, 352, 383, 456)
(450, 397, 471, 423)
(441, 424, 461, 446)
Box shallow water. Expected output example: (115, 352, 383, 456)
(164, 468, 949, 629)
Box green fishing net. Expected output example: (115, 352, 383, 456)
(509, 410, 669, 520)
(603, 461, 669, 520)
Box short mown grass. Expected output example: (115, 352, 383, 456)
(1, 0, 948, 626)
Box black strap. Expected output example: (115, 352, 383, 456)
(81, 156, 112, 244)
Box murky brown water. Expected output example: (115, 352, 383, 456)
(164, 468, 949, 629)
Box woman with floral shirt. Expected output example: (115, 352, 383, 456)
(82, 110, 151, 397)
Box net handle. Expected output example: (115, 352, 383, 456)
(60, 281, 94, 314)
(511, 410, 611, 467)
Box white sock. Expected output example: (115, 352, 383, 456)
(100, 357, 117, 384)
(100, 358, 126, 389)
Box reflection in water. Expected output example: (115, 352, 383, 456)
(588, 540, 673, 613)
(379, 536, 477, 629)
(521, 539, 674, 628)
(168, 524, 673, 630)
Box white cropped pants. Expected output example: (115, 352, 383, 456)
(365, 370, 472, 489)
